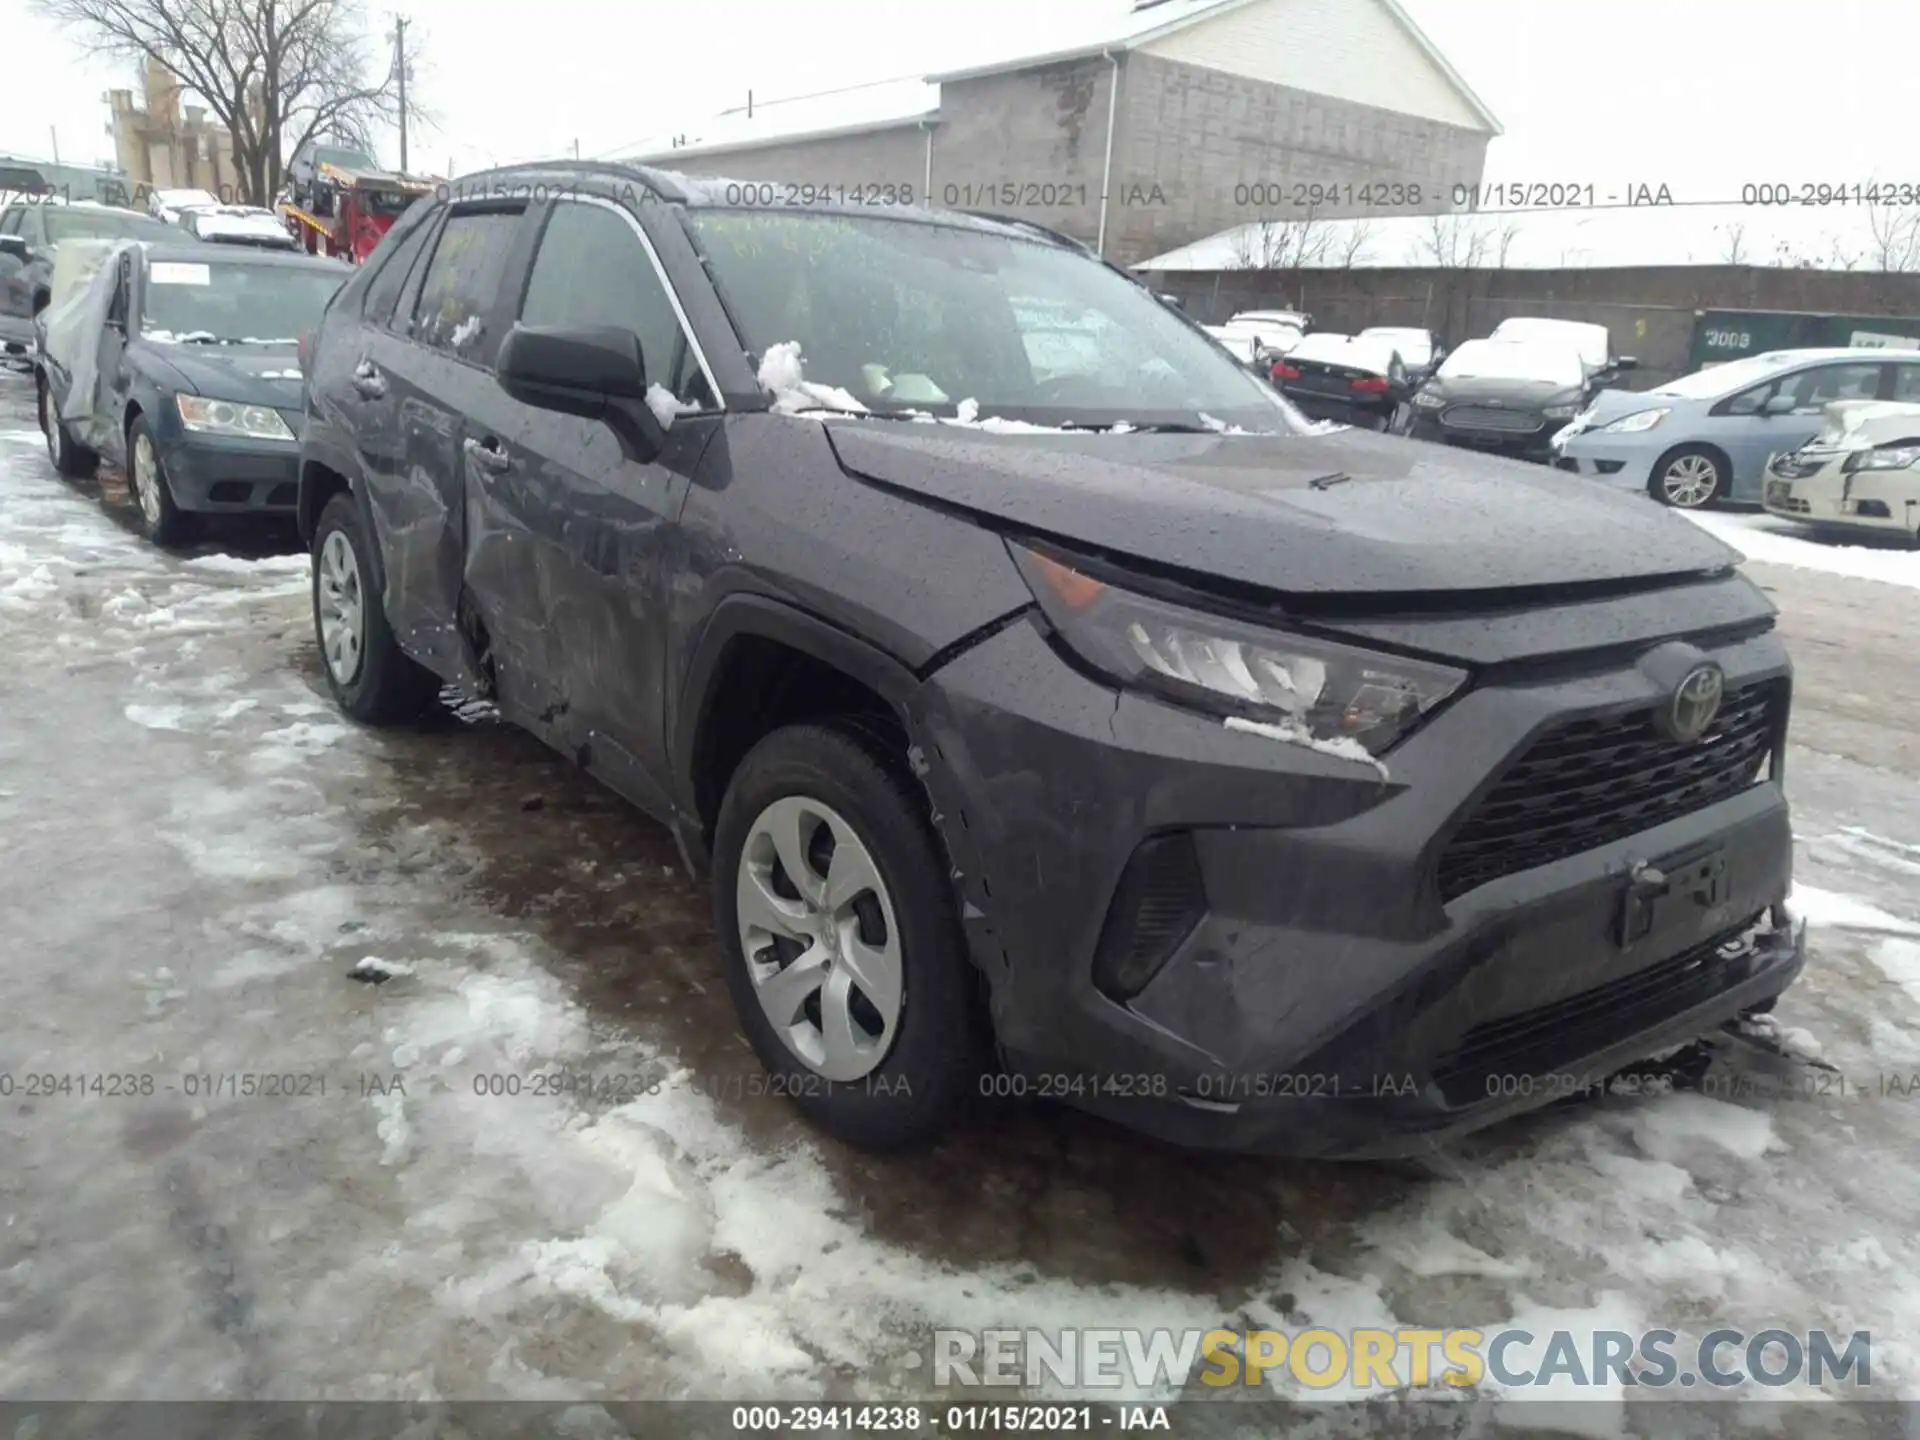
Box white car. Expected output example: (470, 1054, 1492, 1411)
(1490, 316, 1636, 383)
(1762, 399, 1920, 541)
(178, 205, 300, 251)
(148, 188, 222, 223)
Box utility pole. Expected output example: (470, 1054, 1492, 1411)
(392, 16, 410, 172)
(572, 138, 579, 160)
(49, 126, 59, 163)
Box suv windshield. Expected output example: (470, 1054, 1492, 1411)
(139, 258, 346, 344)
(316, 147, 377, 169)
(684, 209, 1304, 430)
(44, 208, 177, 244)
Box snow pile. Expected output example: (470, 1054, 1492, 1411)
(1789, 883, 1920, 935)
(348, 955, 416, 983)
(144, 329, 219, 345)
(1680, 510, 1920, 592)
(755, 341, 867, 416)
(645, 384, 701, 428)
(1224, 715, 1389, 779)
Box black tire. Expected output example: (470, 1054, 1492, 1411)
(126, 415, 192, 545)
(36, 370, 99, 479)
(712, 721, 981, 1150)
(311, 492, 440, 724)
(1648, 444, 1726, 509)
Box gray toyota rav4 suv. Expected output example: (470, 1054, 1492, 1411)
(298, 162, 1803, 1156)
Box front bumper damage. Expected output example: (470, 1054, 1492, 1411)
(907, 613, 1800, 1158)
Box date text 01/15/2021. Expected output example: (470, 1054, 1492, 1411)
(1229, 181, 1677, 211)
(0, 1072, 407, 1099)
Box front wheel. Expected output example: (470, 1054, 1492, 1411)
(311, 492, 440, 723)
(712, 722, 981, 1150)
(127, 417, 192, 545)
(1650, 446, 1725, 508)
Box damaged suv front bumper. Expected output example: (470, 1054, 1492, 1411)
(907, 613, 1800, 1158)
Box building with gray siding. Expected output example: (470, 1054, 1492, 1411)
(623, 0, 1499, 266)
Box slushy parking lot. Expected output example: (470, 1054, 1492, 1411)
(6, 352, 1920, 1432)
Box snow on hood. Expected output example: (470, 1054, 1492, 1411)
(1812, 399, 1920, 448)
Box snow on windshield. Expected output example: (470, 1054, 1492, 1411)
(1289, 333, 1397, 374)
(1655, 353, 1798, 400)
(690, 208, 1281, 430)
(1360, 328, 1431, 364)
(1440, 339, 1583, 388)
(1491, 318, 1609, 368)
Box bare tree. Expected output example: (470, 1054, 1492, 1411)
(1490, 216, 1523, 268)
(1228, 206, 1335, 270)
(1332, 217, 1374, 269)
(34, 0, 417, 205)
(1415, 211, 1491, 268)
(1864, 194, 1920, 272)
(1716, 220, 1747, 265)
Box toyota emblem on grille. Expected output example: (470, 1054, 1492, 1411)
(1662, 663, 1725, 743)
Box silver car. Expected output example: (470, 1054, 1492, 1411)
(1551, 347, 1920, 508)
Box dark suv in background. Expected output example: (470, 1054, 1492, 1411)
(298, 162, 1803, 1156)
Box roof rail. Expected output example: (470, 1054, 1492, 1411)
(954, 210, 1093, 252)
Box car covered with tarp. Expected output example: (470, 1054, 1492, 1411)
(34, 238, 348, 542)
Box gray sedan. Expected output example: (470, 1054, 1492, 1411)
(1551, 347, 1920, 507)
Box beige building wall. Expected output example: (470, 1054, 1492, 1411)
(106, 55, 243, 201)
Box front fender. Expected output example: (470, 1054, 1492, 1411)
(668, 592, 925, 855)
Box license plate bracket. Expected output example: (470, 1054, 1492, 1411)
(1617, 843, 1729, 949)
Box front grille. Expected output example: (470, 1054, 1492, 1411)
(1436, 680, 1782, 902)
(1429, 918, 1765, 1102)
(1443, 406, 1542, 433)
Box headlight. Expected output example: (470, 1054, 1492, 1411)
(1541, 403, 1581, 419)
(1843, 444, 1920, 472)
(1011, 544, 1467, 757)
(1600, 407, 1669, 434)
(1413, 389, 1446, 408)
(176, 394, 295, 440)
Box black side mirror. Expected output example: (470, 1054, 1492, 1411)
(497, 323, 665, 462)
(0, 235, 28, 262)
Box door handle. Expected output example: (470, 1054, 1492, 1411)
(464, 435, 511, 475)
(351, 360, 386, 398)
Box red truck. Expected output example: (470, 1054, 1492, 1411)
(278, 160, 438, 263)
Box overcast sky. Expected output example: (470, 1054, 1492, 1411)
(3, 0, 1915, 206)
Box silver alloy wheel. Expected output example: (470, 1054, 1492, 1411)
(736, 795, 903, 1082)
(132, 431, 162, 525)
(1659, 453, 1720, 508)
(317, 529, 366, 685)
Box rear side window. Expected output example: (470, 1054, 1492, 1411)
(0, 207, 22, 235)
(518, 200, 715, 407)
(361, 210, 437, 329)
(410, 208, 521, 365)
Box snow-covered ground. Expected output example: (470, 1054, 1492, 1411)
(4, 378, 1920, 1431)
(1680, 507, 1919, 591)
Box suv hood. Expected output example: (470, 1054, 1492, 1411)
(133, 340, 304, 406)
(826, 424, 1740, 596)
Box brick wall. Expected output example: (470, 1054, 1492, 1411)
(643, 53, 1486, 267)
(1108, 54, 1489, 266)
